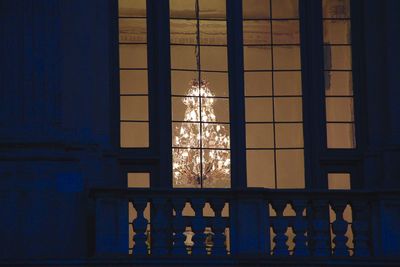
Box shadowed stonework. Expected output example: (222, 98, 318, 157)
(1, 0, 400, 266)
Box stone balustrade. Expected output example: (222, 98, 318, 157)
(92, 189, 384, 258)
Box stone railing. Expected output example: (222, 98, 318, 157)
(91, 189, 399, 260)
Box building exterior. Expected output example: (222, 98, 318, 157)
(1, 0, 400, 266)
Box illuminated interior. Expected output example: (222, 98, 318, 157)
(118, 0, 357, 189)
(243, 0, 305, 189)
(170, 0, 230, 188)
(323, 0, 356, 148)
(119, 0, 149, 147)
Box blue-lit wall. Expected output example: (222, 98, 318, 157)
(0, 0, 399, 261)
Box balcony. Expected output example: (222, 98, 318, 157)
(91, 189, 400, 266)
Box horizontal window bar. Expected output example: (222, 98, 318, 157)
(120, 68, 148, 71)
(325, 120, 355, 123)
(120, 93, 149, 97)
(119, 42, 148, 45)
(171, 68, 228, 73)
(244, 95, 303, 98)
(244, 43, 301, 47)
(120, 120, 149, 123)
(172, 147, 230, 150)
(246, 121, 303, 124)
(169, 17, 226, 21)
(118, 16, 147, 19)
(243, 18, 300, 21)
(172, 120, 230, 125)
(246, 147, 304, 150)
(172, 94, 229, 99)
(170, 43, 227, 47)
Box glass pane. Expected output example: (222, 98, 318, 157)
(173, 148, 201, 188)
(119, 44, 147, 68)
(128, 173, 150, 188)
(273, 45, 301, 70)
(172, 71, 228, 97)
(243, 20, 271, 45)
(120, 96, 148, 120)
(170, 19, 197, 45)
(271, 0, 298, 19)
(243, 0, 270, 19)
(119, 18, 147, 43)
(245, 97, 273, 122)
(326, 123, 356, 148)
(324, 71, 353, 95)
(324, 45, 352, 70)
(325, 97, 354, 122)
(121, 122, 149, 147)
(202, 98, 229, 122)
(172, 122, 200, 148)
(171, 45, 197, 69)
(244, 46, 272, 70)
(322, 0, 350, 19)
(202, 149, 230, 188)
(246, 123, 274, 148)
(202, 72, 229, 97)
(202, 124, 230, 149)
(274, 97, 303, 122)
(328, 173, 351, 190)
(200, 20, 227, 45)
(276, 149, 304, 188)
(274, 71, 301, 95)
(323, 19, 351, 44)
(200, 46, 228, 71)
(245, 72, 272, 96)
(172, 96, 200, 122)
(119, 0, 146, 17)
(272, 20, 299, 44)
(120, 70, 148, 94)
(246, 150, 275, 188)
(275, 123, 303, 148)
(171, 71, 199, 95)
(170, 0, 196, 18)
(199, 0, 226, 19)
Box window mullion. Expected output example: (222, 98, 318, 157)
(227, 0, 247, 189)
(149, 0, 172, 188)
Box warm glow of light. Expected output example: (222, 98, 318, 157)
(173, 80, 230, 188)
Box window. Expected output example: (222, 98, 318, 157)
(119, 0, 149, 148)
(170, 0, 231, 188)
(322, 0, 356, 149)
(127, 172, 150, 188)
(328, 172, 351, 190)
(116, 0, 361, 190)
(243, 0, 305, 189)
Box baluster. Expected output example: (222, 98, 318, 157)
(152, 197, 172, 255)
(271, 200, 289, 256)
(131, 198, 149, 255)
(172, 198, 188, 255)
(310, 199, 331, 256)
(210, 199, 227, 255)
(352, 200, 371, 256)
(331, 200, 350, 256)
(191, 198, 207, 255)
(292, 200, 309, 256)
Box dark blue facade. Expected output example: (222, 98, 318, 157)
(1, 0, 400, 265)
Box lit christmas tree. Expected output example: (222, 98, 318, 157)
(173, 79, 230, 188)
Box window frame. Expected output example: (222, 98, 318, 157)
(112, 0, 366, 190)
